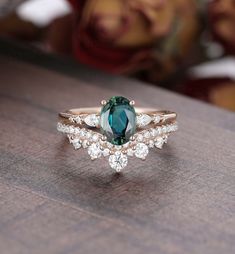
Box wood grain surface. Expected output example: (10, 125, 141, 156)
(0, 53, 235, 254)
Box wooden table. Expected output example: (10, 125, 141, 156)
(0, 46, 235, 254)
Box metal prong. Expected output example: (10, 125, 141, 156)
(101, 100, 107, 106)
(101, 136, 107, 141)
(130, 136, 135, 141)
(129, 100, 135, 106)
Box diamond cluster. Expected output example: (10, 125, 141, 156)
(57, 122, 178, 172)
(69, 114, 100, 127)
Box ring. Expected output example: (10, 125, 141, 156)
(57, 96, 178, 172)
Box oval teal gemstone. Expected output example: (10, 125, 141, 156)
(100, 96, 136, 145)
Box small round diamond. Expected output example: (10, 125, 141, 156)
(144, 131, 150, 139)
(135, 143, 149, 160)
(109, 152, 128, 172)
(57, 123, 62, 132)
(71, 139, 82, 150)
(136, 134, 143, 142)
(80, 129, 86, 137)
(127, 148, 134, 156)
(155, 137, 164, 149)
(86, 132, 92, 139)
(148, 140, 155, 148)
(82, 140, 89, 148)
(162, 126, 167, 133)
(74, 128, 80, 134)
(102, 148, 110, 157)
(68, 126, 74, 134)
(92, 134, 99, 142)
(153, 115, 161, 124)
(69, 116, 82, 124)
(88, 143, 102, 159)
(150, 128, 156, 137)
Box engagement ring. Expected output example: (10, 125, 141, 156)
(57, 96, 178, 172)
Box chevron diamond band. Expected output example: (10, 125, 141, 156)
(57, 96, 178, 172)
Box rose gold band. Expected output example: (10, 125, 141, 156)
(59, 107, 177, 125)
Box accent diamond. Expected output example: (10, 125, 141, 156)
(84, 114, 100, 127)
(155, 137, 164, 149)
(144, 131, 150, 139)
(153, 115, 161, 124)
(102, 148, 110, 157)
(135, 143, 149, 160)
(69, 116, 82, 124)
(71, 138, 82, 150)
(82, 140, 89, 148)
(136, 134, 143, 142)
(88, 143, 102, 159)
(127, 148, 134, 156)
(109, 151, 128, 172)
(92, 133, 99, 142)
(148, 140, 155, 148)
(136, 114, 152, 127)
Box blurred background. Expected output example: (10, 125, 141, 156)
(0, 0, 235, 111)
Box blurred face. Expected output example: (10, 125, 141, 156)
(209, 0, 235, 46)
(80, 0, 174, 47)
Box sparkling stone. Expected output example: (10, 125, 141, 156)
(136, 134, 143, 142)
(84, 114, 100, 127)
(68, 126, 74, 134)
(156, 127, 162, 135)
(107, 142, 114, 149)
(67, 134, 74, 143)
(148, 140, 155, 148)
(127, 148, 134, 156)
(57, 123, 62, 131)
(153, 115, 161, 124)
(109, 151, 128, 172)
(173, 124, 178, 131)
(82, 140, 89, 148)
(92, 134, 99, 142)
(168, 125, 173, 132)
(71, 138, 81, 150)
(72, 116, 82, 124)
(144, 131, 150, 139)
(115, 145, 122, 150)
(123, 142, 130, 148)
(155, 137, 164, 149)
(88, 143, 102, 159)
(163, 135, 168, 143)
(150, 128, 156, 137)
(100, 96, 136, 145)
(135, 143, 149, 160)
(86, 132, 92, 139)
(162, 126, 167, 133)
(74, 128, 80, 134)
(63, 126, 69, 133)
(102, 148, 110, 157)
(80, 129, 86, 137)
(136, 114, 152, 127)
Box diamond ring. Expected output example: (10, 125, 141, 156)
(57, 96, 178, 172)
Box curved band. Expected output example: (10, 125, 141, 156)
(57, 106, 178, 171)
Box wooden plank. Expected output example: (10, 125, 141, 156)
(0, 55, 234, 254)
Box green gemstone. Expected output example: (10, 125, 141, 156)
(100, 96, 136, 145)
